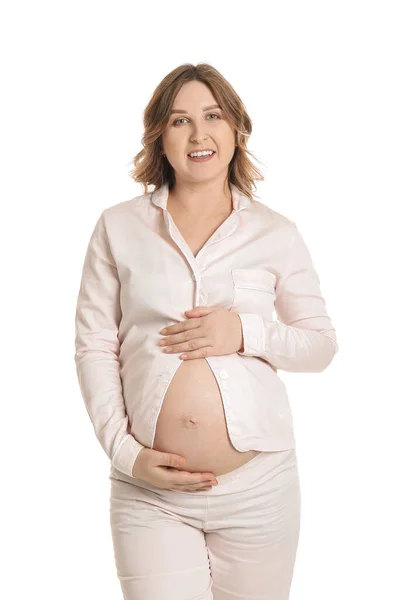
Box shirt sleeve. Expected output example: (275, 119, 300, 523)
(237, 221, 338, 372)
(74, 211, 145, 477)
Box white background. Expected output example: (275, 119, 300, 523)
(1, 1, 408, 599)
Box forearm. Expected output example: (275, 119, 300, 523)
(235, 220, 339, 373)
(74, 345, 145, 476)
(74, 211, 144, 477)
(237, 312, 338, 372)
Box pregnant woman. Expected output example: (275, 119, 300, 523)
(74, 62, 338, 600)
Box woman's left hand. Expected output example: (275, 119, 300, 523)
(158, 306, 244, 360)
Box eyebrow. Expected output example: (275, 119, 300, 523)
(169, 104, 221, 115)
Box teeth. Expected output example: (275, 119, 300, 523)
(188, 151, 214, 157)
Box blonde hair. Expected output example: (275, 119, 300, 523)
(127, 62, 265, 200)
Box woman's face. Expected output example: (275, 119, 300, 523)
(161, 80, 236, 185)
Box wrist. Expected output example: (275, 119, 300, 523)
(131, 451, 144, 478)
(236, 313, 244, 352)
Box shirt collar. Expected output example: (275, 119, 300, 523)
(151, 182, 251, 213)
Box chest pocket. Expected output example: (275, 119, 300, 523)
(231, 268, 276, 321)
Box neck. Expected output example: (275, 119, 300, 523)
(167, 179, 232, 219)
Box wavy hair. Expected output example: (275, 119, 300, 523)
(127, 63, 265, 200)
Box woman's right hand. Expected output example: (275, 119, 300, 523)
(131, 448, 218, 492)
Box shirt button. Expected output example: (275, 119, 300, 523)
(219, 370, 229, 379)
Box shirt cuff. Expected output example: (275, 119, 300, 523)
(237, 313, 266, 356)
(111, 434, 145, 477)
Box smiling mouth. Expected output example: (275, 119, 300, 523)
(187, 151, 216, 162)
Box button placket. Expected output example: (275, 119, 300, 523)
(165, 211, 199, 283)
(199, 290, 208, 303)
(220, 384, 231, 417)
(192, 271, 201, 307)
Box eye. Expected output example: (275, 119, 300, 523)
(172, 113, 221, 126)
(173, 117, 188, 126)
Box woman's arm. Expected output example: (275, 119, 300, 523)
(237, 221, 338, 372)
(74, 211, 144, 477)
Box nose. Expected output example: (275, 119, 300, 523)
(190, 126, 209, 144)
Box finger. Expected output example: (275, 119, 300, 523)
(170, 484, 210, 492)
(180, 346, 214, 360)
(173, 482, 214, 492)
(174, 472, 216, 486)
(160, 318, 201, 336)
(185, 306, 218, 315)
(167, 467, 216, 481)
(163, 338, 209, 355)
(160, 327, 203, 348)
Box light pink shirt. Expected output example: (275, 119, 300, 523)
(74, 182, 338, 478)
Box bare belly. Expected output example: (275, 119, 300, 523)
(152, 358, 261, 477)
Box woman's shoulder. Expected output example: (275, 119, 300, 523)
(101, 190, 149, 218)
(250, 196, 296, 234)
